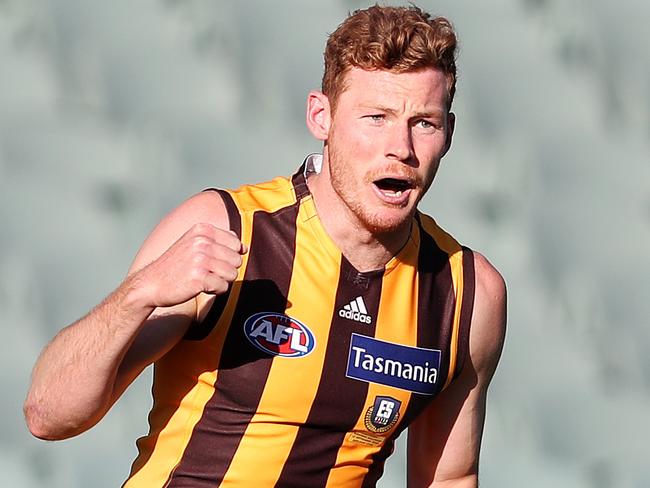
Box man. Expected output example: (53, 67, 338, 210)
(25, 5, 506, 487)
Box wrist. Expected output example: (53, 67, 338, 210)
(120, 271, 157, 316)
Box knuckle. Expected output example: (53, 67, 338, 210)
(192, 236, 211, 250)
(189, 264, 207, 281)
(192, 222, 213, 236)
(193, 222, 208, 232)
(191, 252, 207, 266)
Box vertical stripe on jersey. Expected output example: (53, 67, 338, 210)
(167, 202, 300, 486)
(218, 197, 343, 485)
(414, 216, 456, 393)
(275, 258, 383, 488)
(332, 228, 420, 488)
(184, 189, 242, 341)
(417, 216, 465, 389)
(454, 247, 475, 379)
(393, 215, 456, 431)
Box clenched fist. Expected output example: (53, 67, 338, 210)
(134, 223, 247, 309)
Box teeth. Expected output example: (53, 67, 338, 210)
(381, 190, 403, 197)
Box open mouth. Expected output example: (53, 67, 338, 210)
(373, 177, 414, 197)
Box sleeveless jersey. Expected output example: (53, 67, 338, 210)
(123, 158, 475, 488)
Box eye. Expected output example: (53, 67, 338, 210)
(415, 119, 437, 130)
(365, 114, 385, 124)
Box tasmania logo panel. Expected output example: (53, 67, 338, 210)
(346, 334, 441, 395)
(243, 312, 316, 358)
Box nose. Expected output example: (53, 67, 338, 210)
(384, 122, 415, 164)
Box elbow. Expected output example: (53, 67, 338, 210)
(23, 401, 79, 441)
(24, 402, 60, 440)
(24, 402, 54, 440)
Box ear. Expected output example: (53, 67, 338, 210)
(306, 91, 331, 141)
(442, 112, 455, 157)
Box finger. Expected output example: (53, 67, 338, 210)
(217, 247, 244, 269)
(214, 229, 245, 254)
(196, 255, 239, 282)
(189, 235, 219, 255)
(187, 222, 220, 241)
(199, 272, 230, 296)
(189, 223, 244, 254)
(196, 242, 243, 268)
(228, 230, 248, 254)
(198, 262, 241, 294)
(209, 258, 240, 282)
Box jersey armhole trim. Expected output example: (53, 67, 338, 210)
(453, 246, 476, 378)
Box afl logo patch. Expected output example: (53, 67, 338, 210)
(365, 396, 401, 434)
(243, 312, 316, 358)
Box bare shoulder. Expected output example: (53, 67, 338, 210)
(468, 251, 507, 377)
(153, 190, 229, 237)
(129, 190, 229, 274)
(472, 251, 507, 314)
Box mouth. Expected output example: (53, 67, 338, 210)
(372, 177, 415, 204)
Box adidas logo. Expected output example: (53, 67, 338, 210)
(338, 296, 372, 324)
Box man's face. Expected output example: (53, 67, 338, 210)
(325, 67, 454, 234)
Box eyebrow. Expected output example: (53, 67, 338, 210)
(358, 104, 445, 119)
(411, 109, 445, 120)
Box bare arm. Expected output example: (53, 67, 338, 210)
(407, 252, 507, 487)
(24, 191, 245, 440)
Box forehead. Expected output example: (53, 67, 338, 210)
(337, 67, 449, 112)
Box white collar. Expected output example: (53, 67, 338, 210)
(303, 153, 323, 175)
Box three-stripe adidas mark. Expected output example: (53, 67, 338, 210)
(338, 296, 372, 324)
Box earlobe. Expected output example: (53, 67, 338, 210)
(306, 91, 331, 141)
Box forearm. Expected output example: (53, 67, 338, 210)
(24, 211, 245, 439)
(24, 273, 155, 440)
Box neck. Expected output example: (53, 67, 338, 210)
(306, 161, 412, 272)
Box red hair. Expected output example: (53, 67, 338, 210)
(323, 5, 458, 111)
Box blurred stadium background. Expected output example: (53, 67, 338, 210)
(2, 0, 649, 486)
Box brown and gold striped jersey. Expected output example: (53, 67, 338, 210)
(123, 156, 475, 488)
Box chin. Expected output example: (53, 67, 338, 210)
(360, 209, 413, 235)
